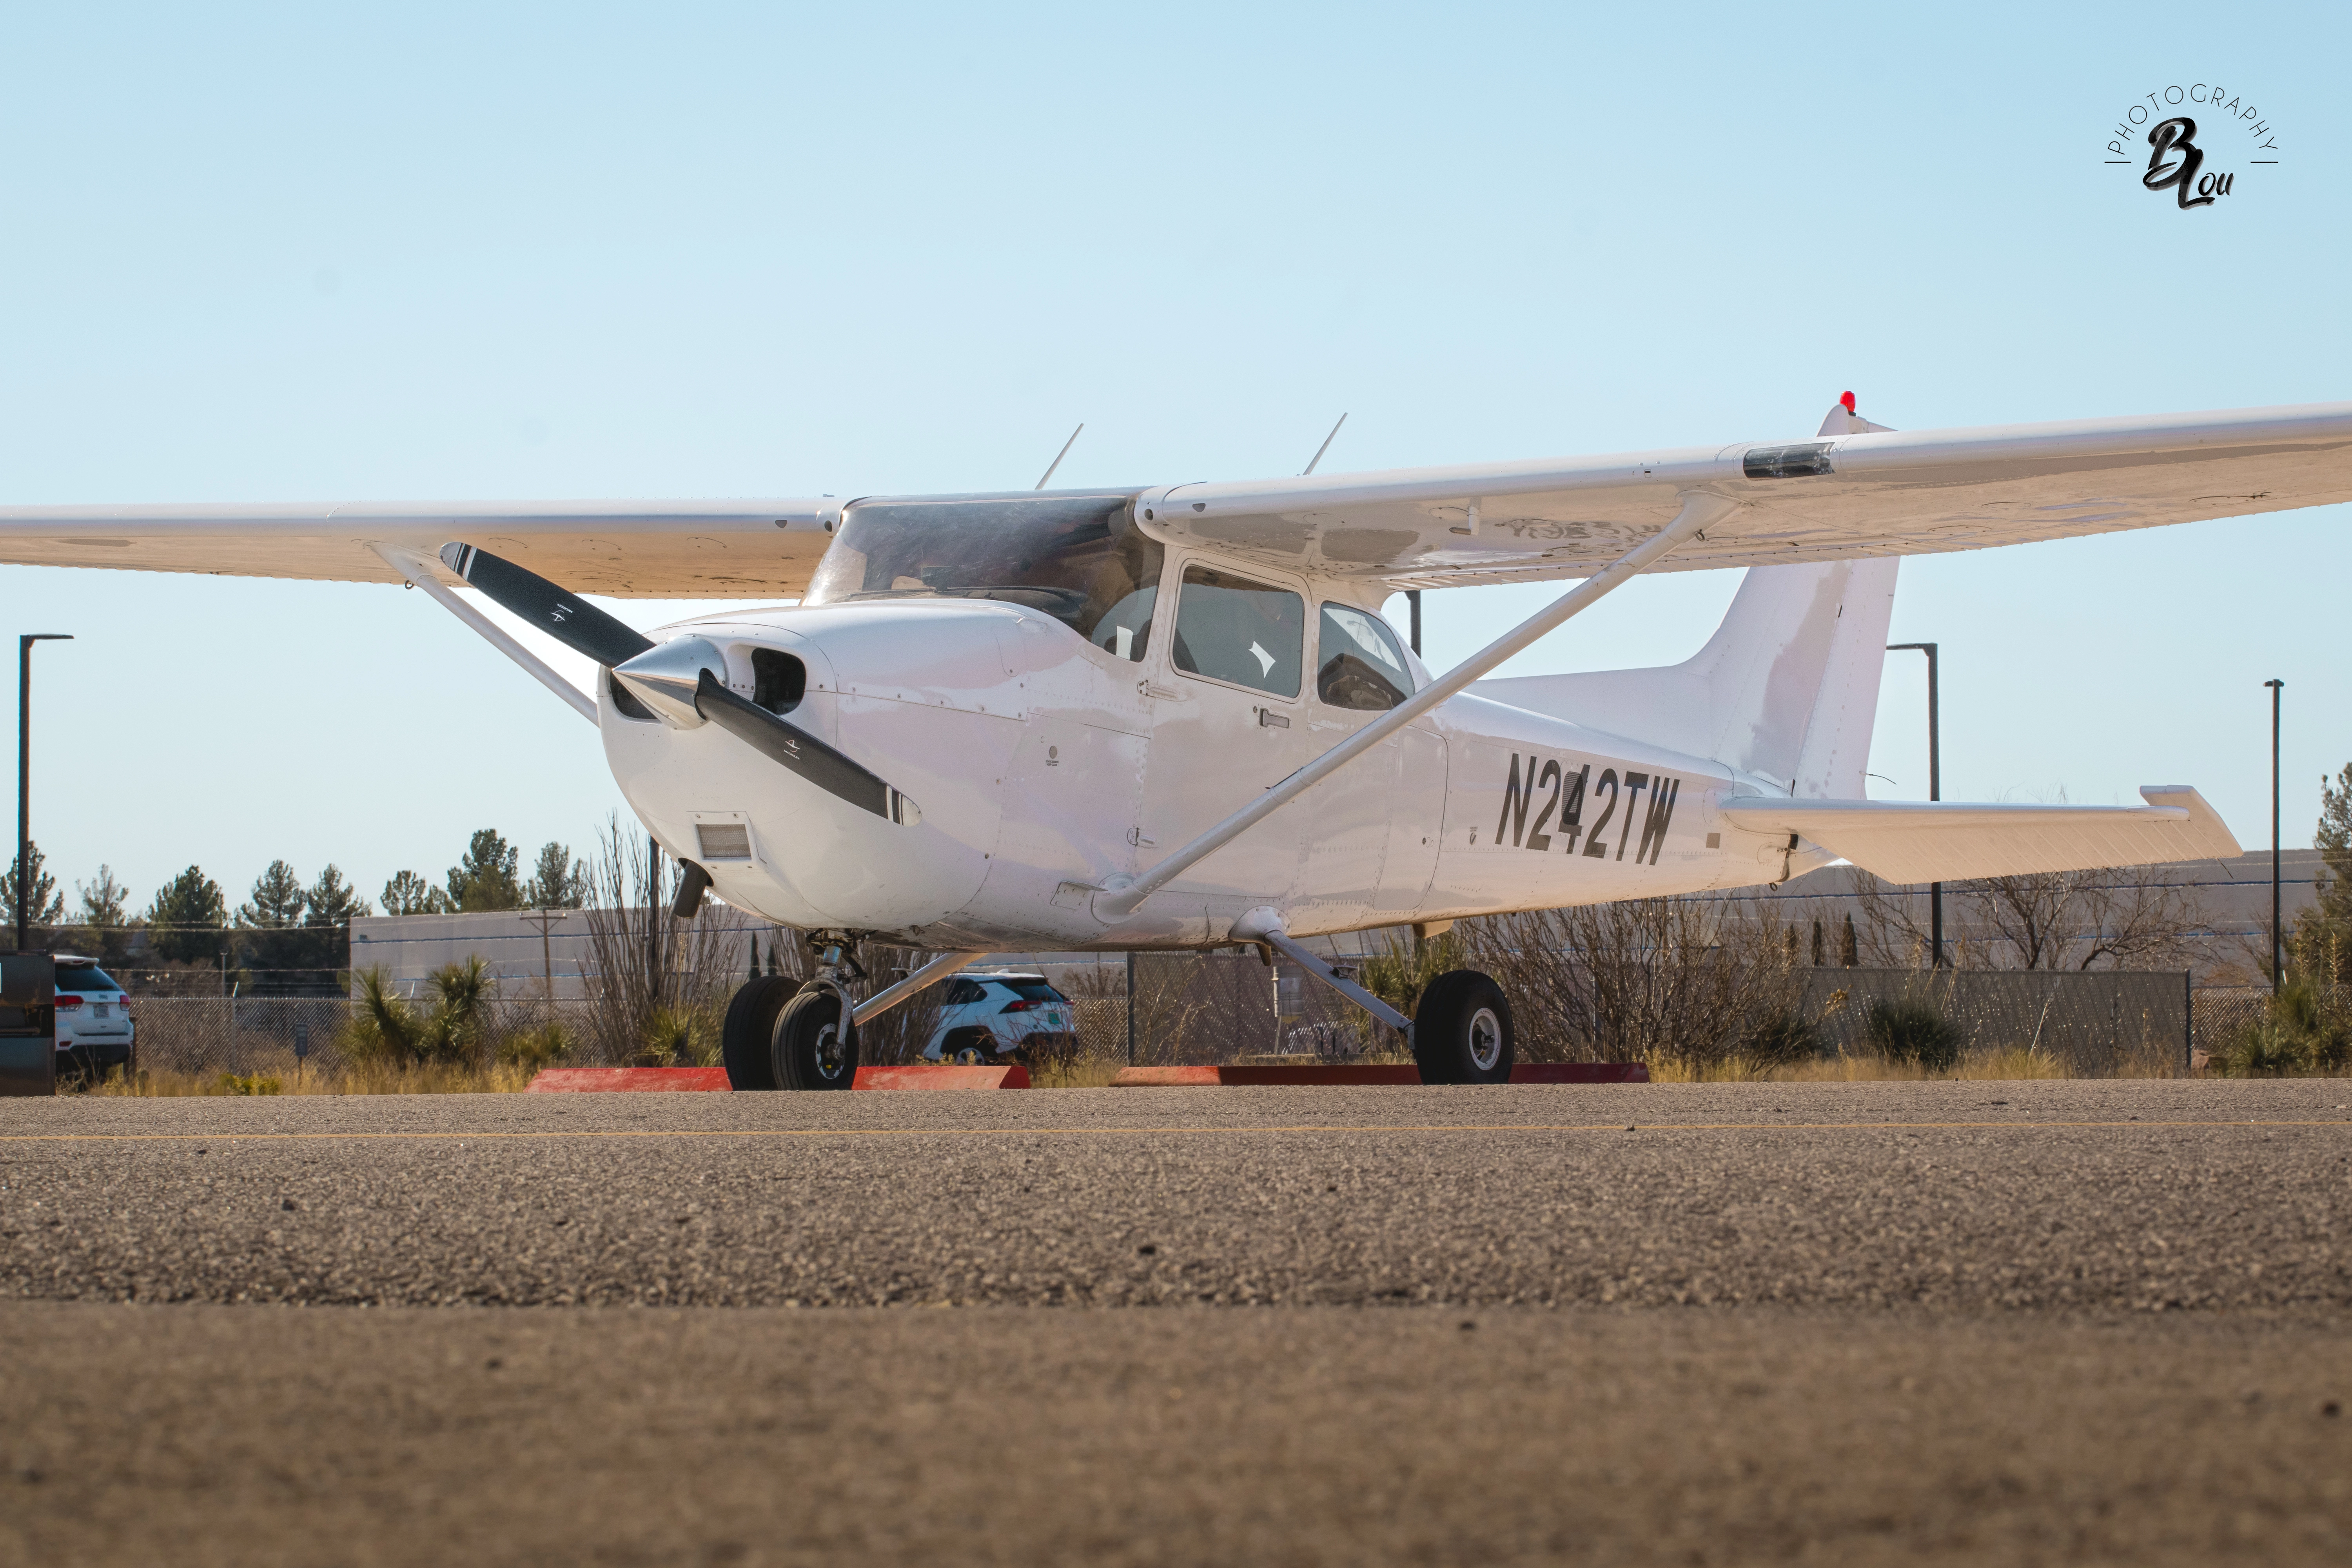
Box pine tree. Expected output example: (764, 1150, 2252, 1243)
(2292, 762, 2352, 978)
(448, 829, 523, 912)
(147, 867, 228, 964)
(1810, 918, 1826, 967)
(76, 865, 129, 930)
(1840, 913, 1859, 967)
(381, 871, 453, 916)
(523, 841, 586, 909)
(303, 866, 369, 928)
(1, 840, 65, 930)
(239, 860, 307, 929)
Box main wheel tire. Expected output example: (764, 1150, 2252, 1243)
(1412, 970, 1515, 1085)
(772, 987, 858, 1091)
(721, 975, 797, 1090)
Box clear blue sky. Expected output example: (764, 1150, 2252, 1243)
(3, 4, 2344, 915)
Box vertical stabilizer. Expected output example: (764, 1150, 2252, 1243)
(1471, 555, 1899, 796)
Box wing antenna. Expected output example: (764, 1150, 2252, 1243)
(1301, 412, 1348, 475)
(1034, 423, 1084, 489)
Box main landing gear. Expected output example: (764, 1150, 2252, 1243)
(1226, 907, 1517, 1085)
(1410, 970, 1516, 1085)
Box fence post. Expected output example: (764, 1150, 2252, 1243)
(1125, 951, 1136, 1066)
(2183, 970, 2193, 1073)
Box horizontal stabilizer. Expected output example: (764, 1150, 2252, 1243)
(1718, 786, 2240, 884)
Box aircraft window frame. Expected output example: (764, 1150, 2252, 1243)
(1167, 557, 1307, 702)
(804, 493, 1163, 664)
(1313, 602, 1416, 712)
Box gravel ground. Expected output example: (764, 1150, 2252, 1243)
(5, 1303, 2348, 1566)
(4, 1079, 2350, 1564)
(3, 1080, 2348, 1310)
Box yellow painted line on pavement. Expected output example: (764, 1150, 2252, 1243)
(0, 1118, 2347, 1144)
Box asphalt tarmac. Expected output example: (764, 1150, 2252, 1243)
(5, 1080, 2350, 1564)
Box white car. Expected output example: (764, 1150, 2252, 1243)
(923, 971, 1076, 1064)
(54, 956, 135, 1080)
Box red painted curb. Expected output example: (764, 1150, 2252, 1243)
(853, 1063, 1031, 1091)
(524, 1064, 1032, 1092)
(526, 1067, 732, 1093)
(1110, 1062, 1651, 1087)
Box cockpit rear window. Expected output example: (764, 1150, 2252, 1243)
(805, 494, 1162, 662)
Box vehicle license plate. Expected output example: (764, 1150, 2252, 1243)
(93, 1004, 109, 1018)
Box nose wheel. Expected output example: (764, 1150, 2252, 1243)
(772, 987, 859, 1090)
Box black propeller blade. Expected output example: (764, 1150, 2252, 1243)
(439, 543, 653, 669)
(695, 672, 917, 824)
(441, 541, 917, 826)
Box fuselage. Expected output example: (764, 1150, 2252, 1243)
(601, 514, 1827, 950)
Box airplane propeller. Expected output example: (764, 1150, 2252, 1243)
(437, 543, 917, 824)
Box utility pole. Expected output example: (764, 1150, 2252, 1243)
(1887, 642, 1942, 967)
(521, 908, 570, 1012)
(15, 634, 72, 951)
(2266, 678, 2284, 991)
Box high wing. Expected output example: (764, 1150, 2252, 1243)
(0, 498, 836, 597)
(5, 400, 2348, 595)
(1133, 400, 2352, 587)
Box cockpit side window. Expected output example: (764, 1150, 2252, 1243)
(1314, 603, 1414, 711)
(805, 494, 1163, 662)
(1172, 564, 1303, 698)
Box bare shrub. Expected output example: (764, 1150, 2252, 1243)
(1458, 898, 1806, 1069)
(1850, 860, 2209, 973)
(580, 815, 760, 1065)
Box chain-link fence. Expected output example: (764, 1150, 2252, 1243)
(120, 997, 616, 1080)
(1797, 968, 2191, 1076)
(2190, 986, 2275, 1060)
(110, 957, 2252, 1082)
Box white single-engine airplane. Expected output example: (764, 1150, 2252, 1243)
(9, 395, 2346, 1087)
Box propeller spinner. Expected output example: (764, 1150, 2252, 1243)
(437, 543, 916, 824)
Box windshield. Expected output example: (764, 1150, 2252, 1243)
(806, 494, 1163, 662)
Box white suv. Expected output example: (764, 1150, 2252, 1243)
(923, 971, 1076, 1064)
(54, 956, 135, 1080)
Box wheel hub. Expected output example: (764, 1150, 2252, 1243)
(1468, 1006, 1503, 1073)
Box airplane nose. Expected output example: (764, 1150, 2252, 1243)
(614, 637, 722, 728)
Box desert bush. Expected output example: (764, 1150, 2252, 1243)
(214, 1072, 282, 1095)
(499, 1019, 576, 1071)
(343, 958, 496, 1066)
(637, 1002, 721, 1066)
(1863, 997, 1960, 1071)
(1459, 899, 1807, 1069)
(2218, 978, 2352, 1075)
(1742, 1009, 1820, 1066)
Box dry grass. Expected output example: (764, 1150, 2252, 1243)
(1027, 1058, 1128, 1089)
(76, 1061, 538, 1096)
(1639, 1045, 2140, 1083)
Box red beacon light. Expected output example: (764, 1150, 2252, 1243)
(1840, 391, 1857, 414)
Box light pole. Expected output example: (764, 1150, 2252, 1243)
(16, 634, 73, 951)
(2265, 678, 2283, 991)
(1886, 642, 1942, 968)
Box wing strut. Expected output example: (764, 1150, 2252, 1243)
(368, 543, 598, 723)
(1093, 489, 1739, 921)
